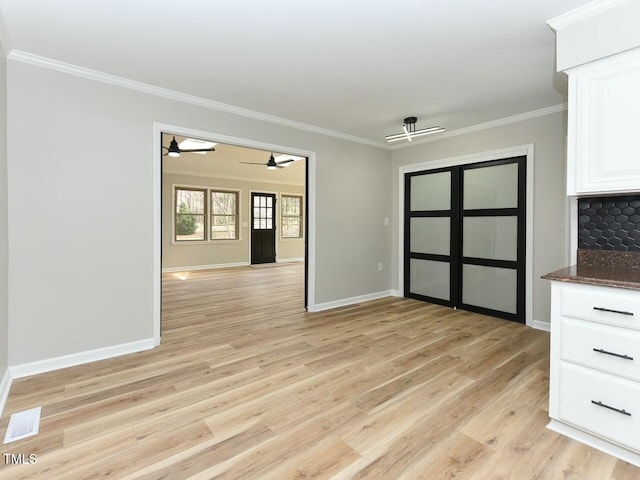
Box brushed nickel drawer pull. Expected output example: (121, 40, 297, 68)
(593, 306, 634, 316)
(593, 348, 634, 361)
(591, 400, 632, 417)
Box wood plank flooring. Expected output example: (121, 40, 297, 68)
(1, 262, 639, 479)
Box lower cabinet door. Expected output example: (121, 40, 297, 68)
(559, 362, 640, 452)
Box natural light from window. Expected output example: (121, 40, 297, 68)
(179, 138, 218, 154)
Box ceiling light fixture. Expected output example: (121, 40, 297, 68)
(274, 154, 304, 167)
(167, 137, 181, 157)
(385, 117, 445, 143)
(179, 138, 218, 154)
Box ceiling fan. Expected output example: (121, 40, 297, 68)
(162, 136, 216, 157)
(240, 153, 295, 170)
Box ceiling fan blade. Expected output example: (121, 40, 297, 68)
(276, 158, 295, 165)
(239, 162, 267, 165)
(276, 165, 286, 168)
(179, 148, 216, 153)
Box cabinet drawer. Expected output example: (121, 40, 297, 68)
(561, 318, 640, 382)
(559, 362, 640, 452)
(561, 284, 640, 328)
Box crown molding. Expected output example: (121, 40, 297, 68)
(390, 104, 567, 150)
(0, 7, 12, 56)
(6, 49, 568, 153)
(6, 49, 387, 149)
(547, 0, 632, 31)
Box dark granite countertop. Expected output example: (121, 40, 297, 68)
(542, 250, 640, 291)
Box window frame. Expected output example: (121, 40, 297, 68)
(280, 193, 304, 239)
(172, 184, 242, 244)
(210, 189, 240, 240)
(174, 186, 208, 242)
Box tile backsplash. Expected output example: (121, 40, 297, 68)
(578, 195, 640, 251)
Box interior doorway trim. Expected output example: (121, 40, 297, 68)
(397, 144, 534, 327)
(153, 122, 316, 345)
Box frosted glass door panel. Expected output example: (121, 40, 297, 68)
(464, 163, 518, 209)
(410, 218, 450, 255)
(462, 265, 517, 314)
(409, 259, 450, 300)
(463, 216, 517, 261)
(411, 172, 451, 211)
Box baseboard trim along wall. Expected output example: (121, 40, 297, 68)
(276, 257, 305, 263)
(0, 368, 12, 419)
(312, 290, 395, 312)
(162, 262, 249, 273)
(9, 338, 155, 379)
(530, 319, 551, 332)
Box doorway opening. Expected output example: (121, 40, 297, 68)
(153, 124, 314, 344)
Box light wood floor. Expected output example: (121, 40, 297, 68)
(1, 263, 639, 479)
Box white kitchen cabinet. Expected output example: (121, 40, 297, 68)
(566, 48, 640, 195)
(548, 281, 640, 466)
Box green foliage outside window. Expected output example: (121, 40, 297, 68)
(176, 201, 198, 235)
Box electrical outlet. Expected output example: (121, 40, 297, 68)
(384, 217, 389, 226)
(378, 262, 383, 271)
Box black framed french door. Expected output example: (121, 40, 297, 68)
(404, 156, 526, 323)
(251, 192, 277, 264)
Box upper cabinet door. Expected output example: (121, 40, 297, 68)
(567, 49, 640, 196)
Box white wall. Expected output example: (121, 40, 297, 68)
(391, 111, 568, 327)
(554, 1, 640, 71)
(0, 39, 8, 380)
(7, 60, 392, 365)
(162, 173, 305, 269)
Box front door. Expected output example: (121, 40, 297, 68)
(251, 192, 276, 264)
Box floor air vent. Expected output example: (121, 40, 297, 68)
(3, 406, 41, 444)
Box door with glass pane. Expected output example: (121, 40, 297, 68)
(251, 192, 276, 264)
(405, 156, 526, 323)
(404, 167, 459, 307)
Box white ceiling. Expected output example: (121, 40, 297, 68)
(0, 0, 592, 143)
(162, 135, 305, 185)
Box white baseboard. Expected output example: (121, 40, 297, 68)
(390, 290, 402, 297)
(276, 257, 305, 263)
(530, 319, 550, 332)
(312, 290, 394, 312)
(9, 338, 155, 379)
(162, 262, 249, 273)
(0, 368, 12, 418)
(547, 419, 640, 467)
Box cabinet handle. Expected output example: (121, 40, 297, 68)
(591, 400, 631, 417)
(593, 307, 634, 316)
(593, 348, 634, 361)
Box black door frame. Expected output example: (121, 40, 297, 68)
(403, 165, 460, 309)
(404, 156, 527, 323)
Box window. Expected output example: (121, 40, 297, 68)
(211, 190, 239, 239)
(175, 188, 206, 241)
(174, 186, 240, 242)
(281, 194, 303, 238)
